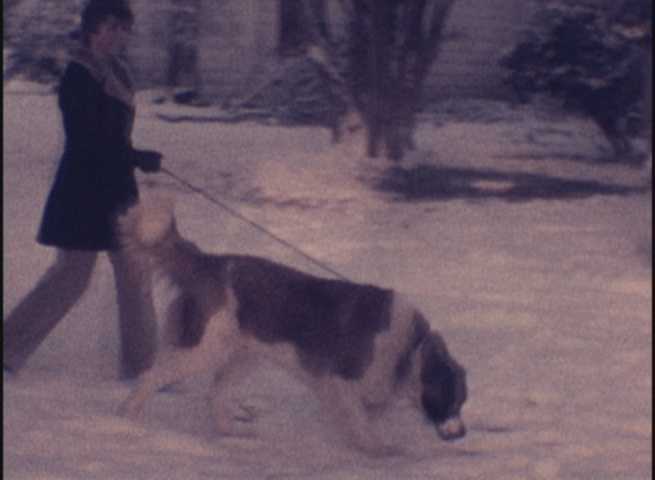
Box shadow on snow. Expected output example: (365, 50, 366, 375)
(375, 165, 644, 202)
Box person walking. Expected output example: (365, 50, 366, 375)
(4, 0, 162, 380)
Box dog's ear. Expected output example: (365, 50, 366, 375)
(419, 333, 467, 428)
(119, 193, 176, 248)
(138, 193, 176, 247)
(138, 189, 175, 215)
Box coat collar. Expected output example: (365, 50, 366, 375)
(71, 47, 135, 109)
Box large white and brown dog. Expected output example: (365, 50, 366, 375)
(116, 198, 467, 454)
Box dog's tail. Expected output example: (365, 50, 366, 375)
(117, 192, 176, 252)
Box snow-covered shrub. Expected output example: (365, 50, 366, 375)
(4, 0, 83, 83)
(500, 0, 651, 158)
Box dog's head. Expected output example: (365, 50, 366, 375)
(419, 333, 468, 441)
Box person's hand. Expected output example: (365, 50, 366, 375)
(134, 149, 162, 173)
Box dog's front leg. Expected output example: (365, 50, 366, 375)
(117, 349, 199, 419)
(317, 377, 400, 457)
(118, 312, 238, 419)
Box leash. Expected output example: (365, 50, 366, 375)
(159, 166, 351, 282)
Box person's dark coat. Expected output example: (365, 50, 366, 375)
(37, 51, 160, 251)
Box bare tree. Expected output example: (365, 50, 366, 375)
(165, 0, 202, 102)
(4, 0, 82, 83)
(305, 0, 456, 160)
(278, 0, 308, 56)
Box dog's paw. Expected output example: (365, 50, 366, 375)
(359, 443, 405, 459)
(233, 403, 258, 423)
(349, 433, 405, 458)
(213, 405, 258, 438)
(215, 418, 257, 438)
(117, 399, 144, 420)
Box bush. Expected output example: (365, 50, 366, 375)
(500, 0, 651, 157)
(4, 0, 82, 83)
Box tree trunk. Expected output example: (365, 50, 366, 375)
(304, 0, 456, 161)
(278, 0, 307, 56)
(166, 0, 202, 98)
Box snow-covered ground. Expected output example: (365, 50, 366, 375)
(3, 80, 652, 479)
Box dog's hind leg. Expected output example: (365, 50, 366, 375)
(209, 354, 261, 437)
(118, 309, 239, 419)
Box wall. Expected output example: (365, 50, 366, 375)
(129, 0, 170, 86)
(196, 0, 278, 100)
(426, 0, 536, 100)
(124, 0, 537, 100)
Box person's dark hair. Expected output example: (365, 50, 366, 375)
(80, 0, 134, 44)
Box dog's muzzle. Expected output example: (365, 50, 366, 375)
(437, 416, 466, 441)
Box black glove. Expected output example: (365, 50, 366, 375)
(133, 149, 162, 173)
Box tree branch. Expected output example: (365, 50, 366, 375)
(425, 0, 456, 61)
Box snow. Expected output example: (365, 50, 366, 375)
(4, 80, 652, 479)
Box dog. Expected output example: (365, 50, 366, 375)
(116, 198, 467, 454)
